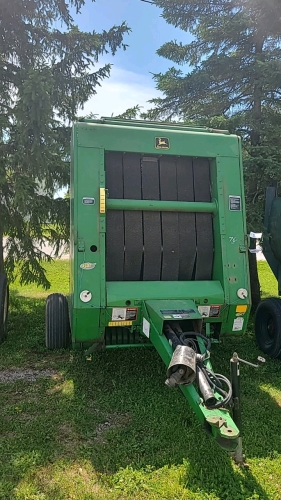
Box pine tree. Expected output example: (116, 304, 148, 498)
(0, 0, 129, 287)
(146, 0, 281, 303)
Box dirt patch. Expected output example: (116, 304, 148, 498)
(0, 368, 58, 384)
(94, 412, 131, 445)
(56, 423, 81, 455)
(0, 431, 16, 440)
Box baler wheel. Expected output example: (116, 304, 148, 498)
(45, 293, 70, 350)
(0, 273, 9, 342)
(255, 297, 281, 358)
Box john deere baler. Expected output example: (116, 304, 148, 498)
(46, 118, 251, 454)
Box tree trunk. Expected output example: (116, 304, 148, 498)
(251, 36, 264, 148)
(0, 226, 4, 274)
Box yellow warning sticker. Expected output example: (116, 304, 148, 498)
(108, 321, 133, 327)
(236, 305, 248, 313)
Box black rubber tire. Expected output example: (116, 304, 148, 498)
(0, 273, 9, 343)
(45, 293, 70, 350)
(255, 297, 281, 358)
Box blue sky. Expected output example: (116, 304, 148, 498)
(72, 0, 191, 117)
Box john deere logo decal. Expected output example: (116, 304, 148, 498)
(80, 262, 96, 270)
(155, 137, 170, 150)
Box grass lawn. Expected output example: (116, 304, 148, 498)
(1, 260, 281, 499)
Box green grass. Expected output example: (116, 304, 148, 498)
(11, 260, 69, 298)
(258, 261, 278, 299)
(1, 260, 281, 499)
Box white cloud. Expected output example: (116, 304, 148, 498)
(78, 66, 161, 118)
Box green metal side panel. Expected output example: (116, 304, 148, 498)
(73, 309, 101, 344)
(210, 155, 251, 334)
(102, 282, 226, 329)
(106, 281, 224, 305)
(69, 129, 75, 333)
(75, 122, 239, 159)
(70, 144, 105, 342)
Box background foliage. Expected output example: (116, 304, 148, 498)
(0, 0, 129, 287)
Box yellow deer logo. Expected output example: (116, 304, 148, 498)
(155, 137, 170, 149)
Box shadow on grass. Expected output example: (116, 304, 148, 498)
(1, 295, 280, 498)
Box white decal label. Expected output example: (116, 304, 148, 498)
(112, 308, 127, 321)
(233, 317, 244, 331)
(229, 195, 241, 211)
(198, 306, 210, 318)
(250, 232, 262, 239)
(80, 290, 92, 303)
(143, 318, 150, 338)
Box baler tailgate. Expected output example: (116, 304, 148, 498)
(105, 152, 214, 282)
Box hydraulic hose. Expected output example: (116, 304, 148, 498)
(168, 329, 232, 410)
(198, 363, 233, 409)
(180, 331, 211, 352)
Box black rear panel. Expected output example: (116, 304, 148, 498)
(105, 152, 213, 281)
(141, 157, 162, 280)
(105, 152, 124, 281)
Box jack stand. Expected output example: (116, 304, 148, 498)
(229, 352, 265, 466)
(231, 436, 244, 466)
(230, 352, 245, 465)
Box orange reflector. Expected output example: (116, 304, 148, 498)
(236, 305, 248, 313)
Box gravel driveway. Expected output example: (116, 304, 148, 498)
(3, 237, 69, 260)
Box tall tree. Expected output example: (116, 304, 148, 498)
(0, 0, 129, 287)
(146, 0, 281, 304)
